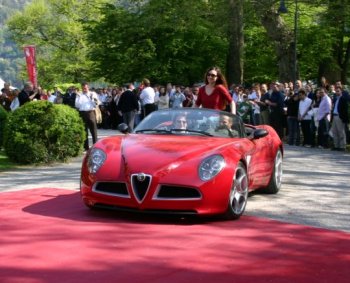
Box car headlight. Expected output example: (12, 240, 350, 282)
(87, 148, 106, 174)
(199, 155, 225, 181)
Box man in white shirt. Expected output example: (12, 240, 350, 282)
(75, 82, 100, 150)
(140, 78, 156, 117)
(298, 89, 313, 147)
(316, 88, 332, 148)
(98, 88, 110, 104)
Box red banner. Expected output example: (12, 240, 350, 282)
(24, 45, 37, 87)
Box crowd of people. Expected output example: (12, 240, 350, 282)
(229, 79, 349, 151)
(1, 67, 349, 151)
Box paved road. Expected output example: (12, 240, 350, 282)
(246, 145, 350, 233)
(1, 129, 349, 232)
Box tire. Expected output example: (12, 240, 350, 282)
(223, 162, 249, 220)
(264, 149, 283, 194)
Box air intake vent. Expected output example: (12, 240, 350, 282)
(156, 186, 202, 200)
(94, 182, 129, 197)
(131, 174, 152, 203)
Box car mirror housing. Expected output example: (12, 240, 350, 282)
(118, 123, 129, 134)
(253, 129, 269, 139)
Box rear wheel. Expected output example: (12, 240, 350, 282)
(223, 162, 249, 220)
(264, 149, 283, 194)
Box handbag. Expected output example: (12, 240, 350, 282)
(95, 105, 102, 124)
(89, 92, 102, 124)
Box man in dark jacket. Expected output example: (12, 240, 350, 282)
(118, 83, 139, 132)
(62, 86, 78, 108)
(331, 86, 349, 151)
(18, 81, 38, 106)
(266, 83, 285, 139)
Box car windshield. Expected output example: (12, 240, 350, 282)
(134, 108, 245, 138)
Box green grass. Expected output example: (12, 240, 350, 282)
(0, 149, 17, 171)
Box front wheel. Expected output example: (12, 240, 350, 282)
(223, 162, 249, 220)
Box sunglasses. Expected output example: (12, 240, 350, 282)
(207, 73, 217, 78)
(176, 120, 187, 124)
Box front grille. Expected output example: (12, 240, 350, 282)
(93, 182, 129, 197)
(131, 174, 152, 203)
(156, 185, 202, 200)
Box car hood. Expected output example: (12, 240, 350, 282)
(116, 134, 240, 173)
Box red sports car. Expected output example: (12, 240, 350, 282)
(80, 108, 283, 220)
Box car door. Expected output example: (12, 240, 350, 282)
(244, 127, 272, 188)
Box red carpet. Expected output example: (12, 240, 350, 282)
(0, 188, 349, 283)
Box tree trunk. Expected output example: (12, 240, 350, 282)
(226, 0, 244, 86)
(341, 38, 350, 84)
(318, 0, 348, 84)
(251, 1, 295, 83)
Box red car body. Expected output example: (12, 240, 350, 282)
(80, 108, 283, 219)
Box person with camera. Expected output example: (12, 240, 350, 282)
(75, 82, 100, 151)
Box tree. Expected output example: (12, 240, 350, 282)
(6, 0, 105, 87)
(87, 0, 228, 85)
(6, 0, 348, 87)
(318, 0, 350, 84)
(0, 0, 31, 87)
(226, 0, 244, 85)
(250, 0, 295, 83)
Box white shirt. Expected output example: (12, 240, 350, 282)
(298, 97, 312, 120)
(140, 87, 155, 105)
(98, 93, 108, 103)
(248, 91, 258, 100)
(47, 94, 57, 103)
(154, 90, 160, 105)
(75, 91, 100, 111)
(232, 92, 243, 104)
(333, 96, 340, 115)
(317, 95, 332, 121)
(170, 92, 186, 108)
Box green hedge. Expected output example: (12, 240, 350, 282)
(3, 100, 85, 164)
(0, 105, 8, 148)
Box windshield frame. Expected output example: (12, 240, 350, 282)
(133, 108, 246, 138)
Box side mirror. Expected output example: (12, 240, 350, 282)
(253, 128, 268, 139)
(118, 123, 129, 134)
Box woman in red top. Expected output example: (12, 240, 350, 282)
(195, 66, 236, 114)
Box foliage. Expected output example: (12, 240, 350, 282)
(0, 0, 31, 87)
(87, 0, 228, 86)
(0, 105, 8, 148)
(242, 1, 278, 84)
(3, 101, 85, 164)
(6, 0, 106, 88)
(276, 0, 350, 83)
(0, 148, 17, 171)
(3, 0, 350, 86)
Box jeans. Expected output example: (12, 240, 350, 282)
(317, 118, 330, 147)
(287, 117, 300, 145)
(122, 111, 136, 132)
(300, 120, 312, 146)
